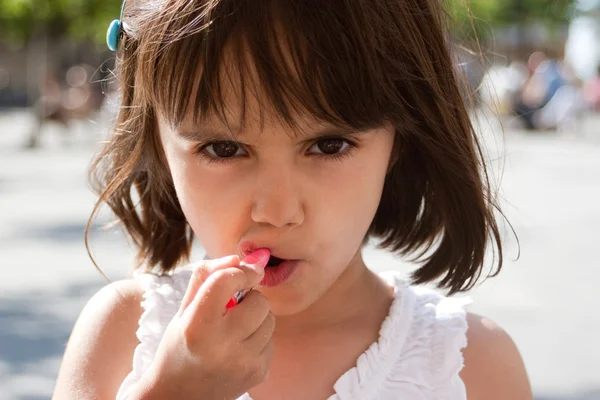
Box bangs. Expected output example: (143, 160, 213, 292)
(132, 0, 406, 134)
(95, 0, 502, 293)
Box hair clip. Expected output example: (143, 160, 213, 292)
(107, 0, 127, 51)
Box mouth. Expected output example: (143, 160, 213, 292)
(266, 255, 286, 267)
(260, 255, 301, 287)
(239, 242, 301, 286)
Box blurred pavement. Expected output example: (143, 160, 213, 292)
(0, 109, 599, 399)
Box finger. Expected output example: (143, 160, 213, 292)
(225, 289, 271, 338)
(246, 311, 276, 353)
(260, 333, 275, 363)
(187, 264, 264, 320)
(178, 255, 240, 316)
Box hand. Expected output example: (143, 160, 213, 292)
(133, 254, 274, 400)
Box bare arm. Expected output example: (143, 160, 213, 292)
(460, 312, 533, 400)
(52, 279, 144, 399)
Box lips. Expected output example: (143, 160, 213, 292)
(239, 241, 302, 287)
(260, 259, 300, 287)
(239, 241, 300, 263)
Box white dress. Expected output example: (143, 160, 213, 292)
(117, 267, 472, 400)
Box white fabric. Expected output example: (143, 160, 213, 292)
(116, 267, 471, 400)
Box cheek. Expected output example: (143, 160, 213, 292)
(162, 145, 245, 254)
(311, 147, 391, 256)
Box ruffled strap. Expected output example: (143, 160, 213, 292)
(331, 271, 415, 400)
(429, 291, 471, 398)
(333, 271, 471, 400)
(115, 268, 192, 400)
(396, 285, 471, 400)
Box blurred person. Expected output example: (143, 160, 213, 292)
(511, 52, 567, 130)
(479, 61, 529, 116)
(564, 0, 600, 82)
(25, 64, 103, 149)
(25, 72, 68, 148)
(53, 1, 532, 400)
(583, 65, 600, 112)
(533, 61, 587, 132)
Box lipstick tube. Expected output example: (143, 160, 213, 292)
(225, 248, 271, 309)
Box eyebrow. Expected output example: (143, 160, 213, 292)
(176, 128, 237, 142)
(176, 125, 370, 143)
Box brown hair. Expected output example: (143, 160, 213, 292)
(87, 0, 505, 294)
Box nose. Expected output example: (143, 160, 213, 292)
(250, 163, 305, 229)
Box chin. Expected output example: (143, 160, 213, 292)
(257, 286, 318, 316)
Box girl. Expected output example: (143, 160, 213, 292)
(53, 0, 532, 399)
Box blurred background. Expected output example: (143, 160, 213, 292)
(0, 0, 599, 399)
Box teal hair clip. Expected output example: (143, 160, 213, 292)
(107, 0, 127, 51)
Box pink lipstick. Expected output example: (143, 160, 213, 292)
(225, 248, 271, 309)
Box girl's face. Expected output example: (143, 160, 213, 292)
(158, 90, 395, 316)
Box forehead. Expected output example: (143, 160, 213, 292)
(176, 108, 350, 142)
(175, 54, 350, 140)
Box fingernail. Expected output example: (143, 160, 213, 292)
(242, 248, 271, 269)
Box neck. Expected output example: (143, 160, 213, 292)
(274, 249, 393, 337)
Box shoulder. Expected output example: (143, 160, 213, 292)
(387, 282, 471, 396)
(77, 278, 145, 328)
(88, 278, 145, 312)
(53, 279, 145, 400)
(461, 312, 533, 400)
(395, 283, 532, 399)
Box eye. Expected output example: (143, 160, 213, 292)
(198, 141, 246, 161)
(308, 138, 351, 155)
